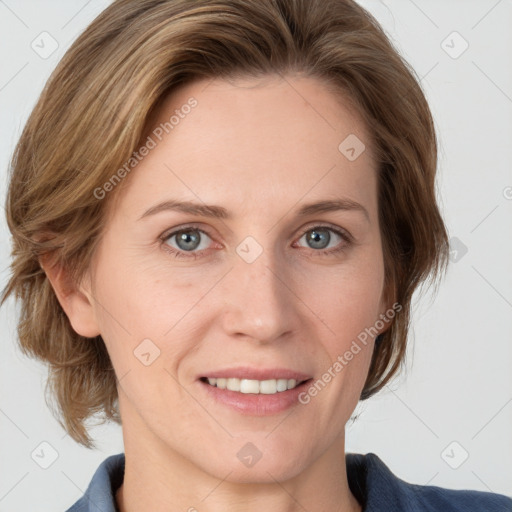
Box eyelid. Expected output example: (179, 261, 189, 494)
(159, 223, 218, 249)
(160, 223, 213, 241)
(160, 222, 353, 244)
(297, 221, 354, 243)
(159, 221, 354, 258)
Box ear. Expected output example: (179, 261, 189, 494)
(40, 256, 101, 338)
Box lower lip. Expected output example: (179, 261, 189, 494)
(198, 379, 313, 415)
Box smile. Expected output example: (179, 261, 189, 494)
(200, 377, 307, 394)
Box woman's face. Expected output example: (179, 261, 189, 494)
(82, 74, 390, 481)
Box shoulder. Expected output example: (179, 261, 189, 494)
(405, 479, 512, 511)
(66, 453, 125, 512)
(346, 452, 512, 512)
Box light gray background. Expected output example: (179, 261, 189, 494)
(1, 1, 511, 510)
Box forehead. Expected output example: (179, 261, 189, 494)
(113, 74, 378, 221)
(154, 74, 373, 159)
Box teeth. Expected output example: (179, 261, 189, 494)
(205, 377, 300, 394)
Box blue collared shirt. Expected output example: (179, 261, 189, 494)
(66, 452, 512, 511)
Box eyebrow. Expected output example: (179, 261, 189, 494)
(139, 198, 370, 222)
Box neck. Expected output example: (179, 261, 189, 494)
(115, 422, 362, 512)
(116, 392, 362, 512)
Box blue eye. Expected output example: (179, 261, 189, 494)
(159, 224, 352, 259)
(298, 227, 346, 251)
(161, 226, 212, 259)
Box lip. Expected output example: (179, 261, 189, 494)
(196, 366, 314, 416)
(197, 366, 312, 382)
(198, 377, 313, 415)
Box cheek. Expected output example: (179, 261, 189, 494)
(91, 251, 216, 381)
(297, 255, 383, 404)
(305, 260, 384, 345)
(302, 272, 380, 413)
(92, 245, 203, 334)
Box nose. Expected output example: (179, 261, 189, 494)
(220, 249, 297, 344)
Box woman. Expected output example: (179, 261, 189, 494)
(2, 0, 510, 511)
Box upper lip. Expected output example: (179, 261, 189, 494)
(199, 366, 312, 382)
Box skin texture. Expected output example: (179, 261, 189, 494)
(46, 74, 392, 512)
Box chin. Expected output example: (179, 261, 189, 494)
(219, 459, 307, 485)
(202, 439, 311, 484)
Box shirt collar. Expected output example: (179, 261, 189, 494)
(66, 451, 474, 512)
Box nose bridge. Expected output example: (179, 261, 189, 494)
(221, 241, 295, 342)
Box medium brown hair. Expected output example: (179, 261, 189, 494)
(1, 0, 449, 448)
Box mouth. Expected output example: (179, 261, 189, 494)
(198, 375, 314, 415)
(199, 376, 312, 395)
(196, 366, 314, 415)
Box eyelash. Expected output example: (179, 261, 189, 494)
(159, 223, 353, 260)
